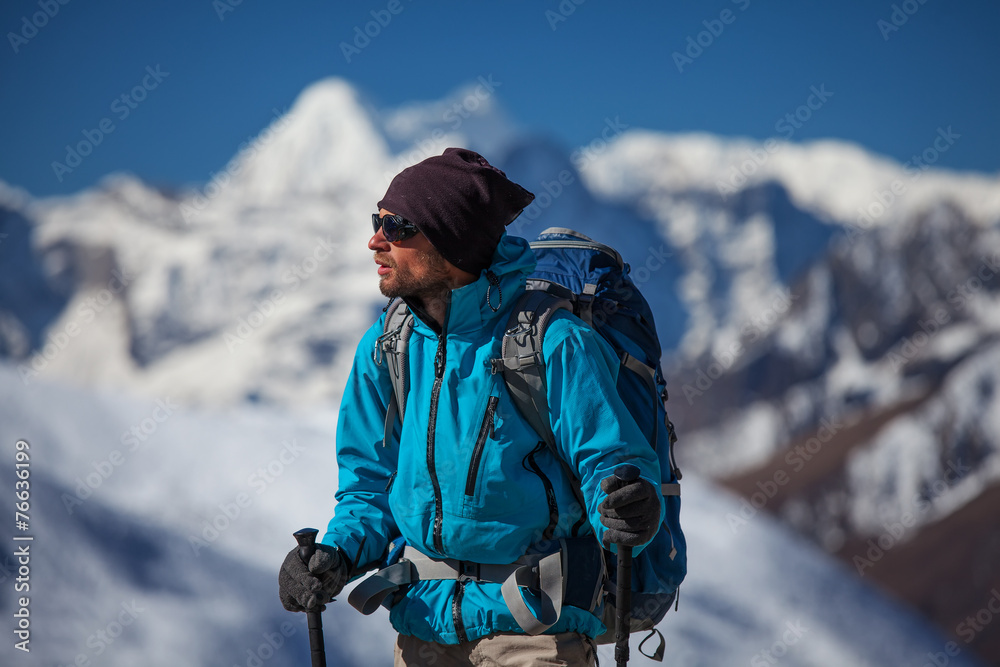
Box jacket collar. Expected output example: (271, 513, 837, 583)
(406, 233, 536, 337)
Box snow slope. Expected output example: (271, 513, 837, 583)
(0, 362, 393, 666)
(0, 362, 981, 666)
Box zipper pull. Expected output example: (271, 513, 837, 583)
(485, 270, 502, 312)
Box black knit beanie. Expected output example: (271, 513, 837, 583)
(377, 148, 535, 276)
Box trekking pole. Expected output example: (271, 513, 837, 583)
(293, 528, 327, 667)
(613, 464, 640, 667)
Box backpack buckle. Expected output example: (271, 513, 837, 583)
(507, 320, 535, 347)
(458, 560, 481, 583)
(576, 283, 598, 326)
(489, 354, 540, 374)
(374, 326, 403, 366)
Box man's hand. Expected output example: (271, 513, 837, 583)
(278, 543, 349, 612)
(599, 474, 661, 547)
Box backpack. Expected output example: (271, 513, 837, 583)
(378, 227, 686, 659)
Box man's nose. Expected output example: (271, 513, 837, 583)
(368, 227, 390, 251)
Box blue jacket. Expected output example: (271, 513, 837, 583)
(322, 234, 663, 644)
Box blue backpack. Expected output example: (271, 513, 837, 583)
(376, 227, 686, 658)
(494, 227, 686, 655)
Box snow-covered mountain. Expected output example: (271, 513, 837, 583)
(3, 75, 999, 664)
(576, 129, 1000, 660)
(582, 133, 1000, 661)
(7, 80, 997, 412)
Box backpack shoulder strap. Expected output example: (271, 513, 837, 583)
(491, 290, 592, 523)
(491, 290, 571, 451)
(374, 297, 414, 448)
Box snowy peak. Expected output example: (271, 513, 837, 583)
(211, 78, 390, 205)
(583, 129, 1000, 230)
(218, 75, 522, 206)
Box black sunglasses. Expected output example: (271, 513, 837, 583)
(372, 213, 420, 242)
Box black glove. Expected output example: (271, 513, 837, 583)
(278, 543, 349, 613)
(598, 474, 661, 548)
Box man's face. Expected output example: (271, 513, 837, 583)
(369, 209, 454, 302)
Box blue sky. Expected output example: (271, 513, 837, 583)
(1, 0, 997, 198)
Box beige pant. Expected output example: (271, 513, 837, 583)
(394, 632, 597, 666)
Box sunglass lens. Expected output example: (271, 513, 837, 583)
(382, 216, 401, 242)
(373, 213, 416, 242)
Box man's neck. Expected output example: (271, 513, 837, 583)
(406, 270, 478, 332)
(412, 288, 452, 332)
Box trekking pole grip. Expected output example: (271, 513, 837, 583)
(613, 465, 639, 667)
(293, 528, 327, 667)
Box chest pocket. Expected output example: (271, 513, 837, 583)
(464, 394, 499, 498)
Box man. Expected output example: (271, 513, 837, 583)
(279, 148, 663, 666)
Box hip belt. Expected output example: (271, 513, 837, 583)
(347, 537, 606, 635)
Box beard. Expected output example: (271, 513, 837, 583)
(375, 246, 454, 308)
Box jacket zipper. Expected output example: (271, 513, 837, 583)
(523, 442, 559, 542)
(452, 581, 468, 643)
(465, 396, 498, 496)
(427, 331, 447, 554)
